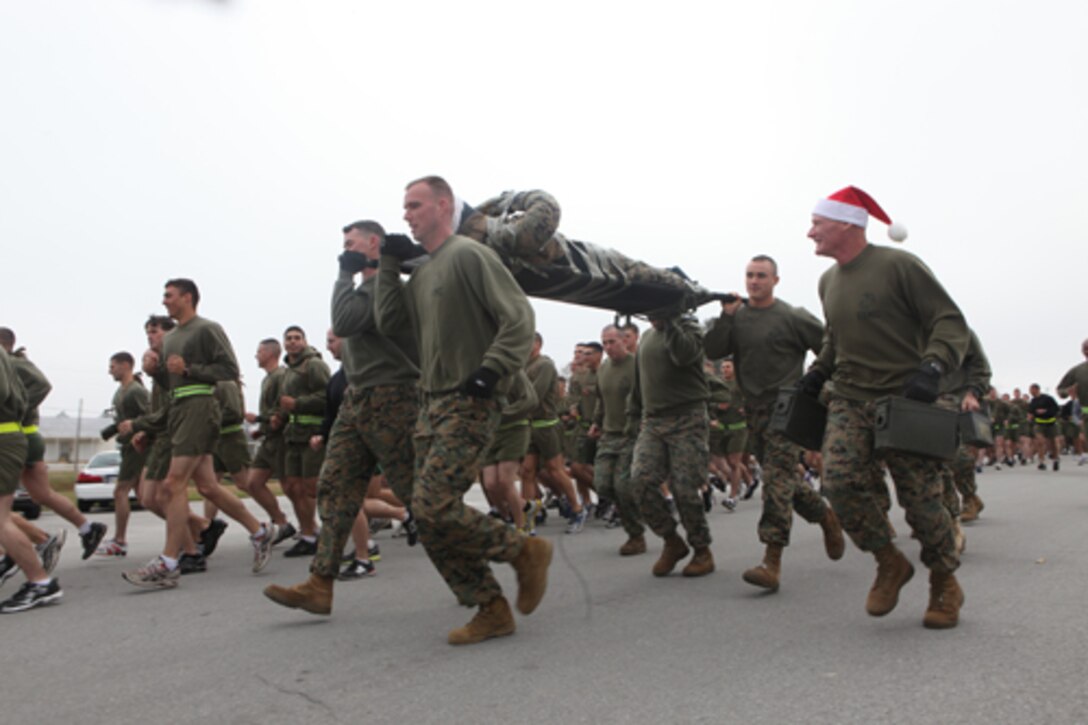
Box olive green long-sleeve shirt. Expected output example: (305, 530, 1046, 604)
(813, 244, 969, 402)
(526, 354, 560, 420)
(375, 235, 534, 396)
(939, 329, 992, 398)
(628, 316, 708, 419)
(215, 380, 245, 427)
(108, 380, 150, 443)
(11, 354, 51, 427)
(281, 346, 329, 442)
(704, 299, 823, 407)
(501, 371, 539, 424)
(332, 271, 420, 391)
(256, 367, 285, 436)
(161, 316, 240, 392)
(0, 348, 27, 425)
(594, 354, 636, 434)
(1057, 361, 1088, 407)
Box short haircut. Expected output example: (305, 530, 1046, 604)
(406, 175, 454, 201)
(750, 254, 778, 275)
(342, 220, 386, 239)
(601, 324, 621, 336)
(621, 322, 640, 337)
(110, 351, 135, 366)
(259, 338, 281, 349)
(145, 314, 176, 332)
(0, 327, 14, 350)
(165, 278, 200, 307)
(534, 332, 543, 344)
(583, 342, 603, 353)
(284, 325, 306, 338)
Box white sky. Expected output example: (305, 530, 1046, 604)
(2, 0, 1086, 417)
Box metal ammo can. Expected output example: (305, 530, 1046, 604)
(957, 410, 994, 448)
(873, 396, 958, 460)
(769, 386, 827, 452)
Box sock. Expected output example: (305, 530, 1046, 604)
(160, 555, 179, 571)
(301, 535, 316, 544)
(367, 539, 375, 549)
(78, 522, 92, 535)
(33, 578, 52, 587)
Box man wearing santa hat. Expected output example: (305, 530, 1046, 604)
(799, 186, 970, 629)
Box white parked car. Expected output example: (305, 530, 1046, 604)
(75, 450, 135, 512)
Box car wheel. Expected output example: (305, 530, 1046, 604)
(77, 499, 92, 513)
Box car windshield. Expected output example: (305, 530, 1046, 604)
(87, 451, 122, 468)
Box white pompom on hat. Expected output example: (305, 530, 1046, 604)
(813, 186, 908, 242)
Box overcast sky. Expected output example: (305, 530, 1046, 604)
(2, 0, 1085, 418)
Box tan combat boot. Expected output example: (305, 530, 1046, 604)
(651, 533, 690, 577)
(682, 546, 715, 577)
(820, 508, 846, 561)
(742, 543, 783, 592)
(263, 574, 334, 615)
(960, 495, 985, 523)
(953, 518, 966, 555)
(619, 534, 647, 556)
(510, 537, 553, 615)
(447, 595, 516, 645)
(866, 543, 914, 616)
(922, 570, 964, 629)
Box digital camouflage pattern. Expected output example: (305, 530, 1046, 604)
(630, 410, 711, 549)
(823, 397, 958, 573)
(593, 432, 643, 538)
(746, 402, 830, 546)
(310, 384, 418, 579)
(412, 393, 525, 607)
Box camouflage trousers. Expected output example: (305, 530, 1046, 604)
(935, 393, 977, 517)
(747, 402, 829, 547)
(593, 432, 644, 538)
(823, 397, 958, 573)
(310, 384, 418, 579)
(630, 409, 711, 549)
(412, 392, 525, 607)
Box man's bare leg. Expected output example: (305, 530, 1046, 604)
(242, 466, 289, 526)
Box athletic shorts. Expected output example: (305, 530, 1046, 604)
(214, 429, 252, 475)
(0, 433, 28, 496)
(251, 434, 285, 478)
(482, 423, 530, 466)
(712, 428, 748, 456)
(119, 442, 148, 482)
(144, 436, 172, 481)
(1035, 422, 1059, 440)
(528, 424, 563, 461)
(573, 433, 597, 465)
(23, 431, 45, 467)
(168, 396, 221, 457)
(1062, 421, 1079, 441)
(284, 441, 324, 478)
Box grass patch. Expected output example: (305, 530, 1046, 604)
(44, 466, 284, 504)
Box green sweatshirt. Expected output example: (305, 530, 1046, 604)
(332, 272, 420, 391)
(527, 354, 561, 420)
(11, 354, 51, 427)
(939, 329, 991, 398)
(1057, 361, 1088, 408)
(0, 348, 27, 425)
(215, 380, 245, 427)
(628, 317, 708, 418)
(133, 382, 170, 437)
(110, 380, 150, 442)
(281, 346, 329, 442)
(161, 315, 240, 393)
(708, 375, 745, 427)
(813, 244, 969, 402)
(257, 367, 285, 436)
(376, 235, 534, 396)
(501, 370, 539, 424)
(704, 299, 823, 407)
(568, 368, 598, 426)
(594, 354, 636, 434)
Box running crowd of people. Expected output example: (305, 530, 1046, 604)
(2, 179, 1087, 644)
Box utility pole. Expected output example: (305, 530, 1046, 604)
(73, 398, 83, 471)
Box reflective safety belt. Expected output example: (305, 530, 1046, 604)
(1035, 417, 1056, 425)
(726, 422, 748, 431)
(289, 414, 324, 426)
(498, 419, 530, 431)
(173, 384, 215, 399)
(0, 422, 21, 434)
(20, 425, 39, 435)
(220, 423, 244, 434)
(530, 418, 560, 429)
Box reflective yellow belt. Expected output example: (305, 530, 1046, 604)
(0, 422, 21, 434)
(1035, 417, 1056, 425)
(289, 414, 324, 426)
(220, 423, 243, 434)
(173, 384, 215, 399)
(1082, 406, 1088, 416)
(531, 419, 560, 429)
(498, 419, 530, 431)
(20, 425, 39, 435)
(726, 422, 748, 431)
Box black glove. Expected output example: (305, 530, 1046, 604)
(463, 367, 500, 399)
(100, 423, 118, 441)
(798, 369, 828, 398)
(338, 250, 369, 273)
(381, 233, 427, 262)
(902, 361, 943, 403)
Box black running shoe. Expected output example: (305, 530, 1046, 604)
(200, 519, 229, 558)
(283, 538, 318, 558)
(178, 553, 207, 575)
(702, 488, 713, 513)
(0, 579, 62, 613)
(80, 522, 107, 560)
(742, 478, 761, 501)
(0, 555, 19, 588)
(271, 522, 297, 547)
(367, 543, 381, 562)
(403, 510, 419, 547)
(1053, 460, 1060, 472)
(339, 559, 376, 580)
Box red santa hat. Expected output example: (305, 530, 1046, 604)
(813, 186, 908, 242)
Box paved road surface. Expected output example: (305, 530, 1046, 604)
(3, 461, 1087, 723)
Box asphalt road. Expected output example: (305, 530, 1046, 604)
(3, 460, 1087, 724)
